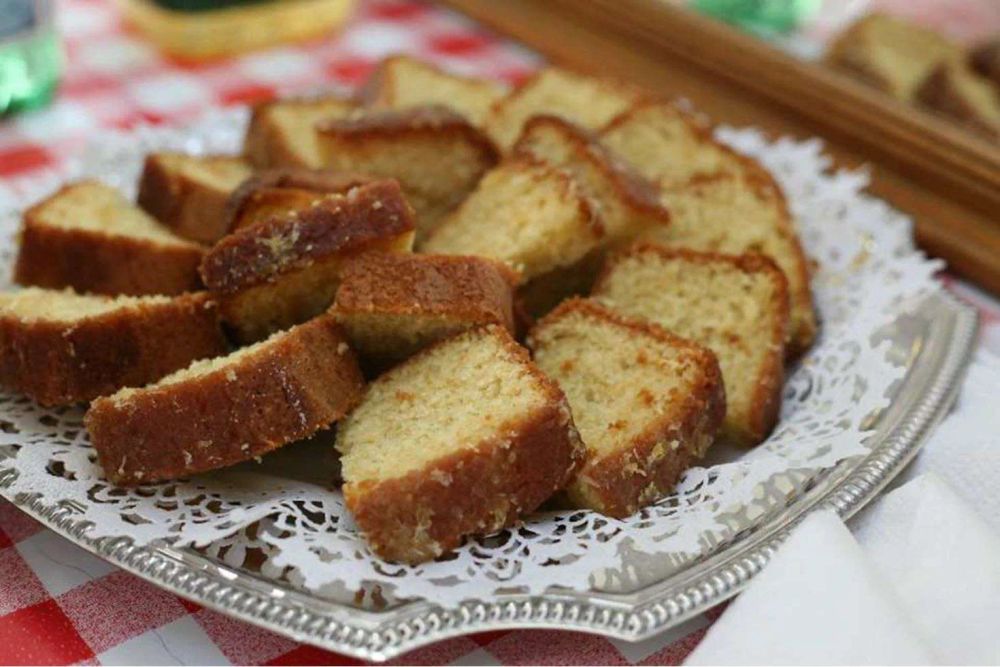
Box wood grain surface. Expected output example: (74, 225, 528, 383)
(442, 0, 1000, 294)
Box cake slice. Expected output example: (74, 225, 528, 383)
(421, 158, 604, 283)
(244, 95, 359, 169)
(0, 288, 227, 406)
(824, 12, 962, 102)
(528, 299, 725, 517)
(592, 244, 789, 446)
(14, 181, 204, 296)
(649, 171, 815, 356)
(86, 314, 364, 486)
(916, 61, 1000, 139)
(225, 169, 374, 232)
(336, 325, 583, 564)
(331, 252, 518, 369)
(137, 152, 253, 244)
(601, 101, 752, 186)
(512, 114, 670, 244)
(601, 102, 817, 355)
(486, 67, 647, 149)
(316, 106, 499, 241)
(201, 179, 416, 342)
(361, 55, 507, 127)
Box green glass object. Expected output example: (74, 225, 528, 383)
(0, 0, 62, 116)
(692, 0, 820, 37)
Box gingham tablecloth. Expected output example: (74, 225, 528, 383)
(1, 1, 999, 665)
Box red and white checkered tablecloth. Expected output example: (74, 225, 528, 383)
(1, 1, 999, 665)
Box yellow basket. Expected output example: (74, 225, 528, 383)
(115, 0, 357, 61)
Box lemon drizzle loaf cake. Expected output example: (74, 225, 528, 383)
(916, 61, 1000, 139)
(224, 169, 374, 233)
(421, 158, 604, 283)
(824, 12, 962, 102)
(331, 252, 518, 369)
(486, 67, 647, 150)
(512, 115, 670, 244)
(137, 152, 253, 244)
(0, 289, 227, 407)
(86, 314, 364, 486)
(244, 95, 359, 169)
(201, 180, 416, 342)
(592, 244, 789, 446)
(528, 299, 725, 517)
(14, 181, 205, 297)
(600, 102, 816, 355)
(361, 55, 508, 127)
(316, 106, 499, 241)
(337, 325, 583, 564)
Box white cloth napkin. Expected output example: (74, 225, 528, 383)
(685, 474, 1000, 665)
(684, 509, 936, 665)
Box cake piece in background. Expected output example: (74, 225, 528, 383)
(486, 67, 647, 149)
(0, 289, 227, 407)
(224, 169, 373, 232)
(970, 40, 1000, 89)
(916, 61, 1000, 139)
(824, 12, 963, 103)
(200, 179, 415, 343)
(512, 115, 670, 245)
(316, 106, 499, 241)
(14, 181, 204, 297)
(137, 152, 253, 244)
(420, 157, 604, 304)
(244, 95, 359, 169)
(331, 252, 518, 370)
(601, 102, 816, 356)
(528, 299, 725, 517)
(337, 325, 583, 564)
(86, 314, 364, 486)
(361, 55, 508, 127)
(592, 244, 788, 446)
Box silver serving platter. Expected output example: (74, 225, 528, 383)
(0, 290, 978, 661)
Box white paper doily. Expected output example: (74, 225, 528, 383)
(0, 107, 943, 606)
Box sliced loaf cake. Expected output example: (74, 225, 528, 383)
(331, 252, 518, 369)
(0, 288, 227, 406)
(528, 299, 725, 517)
(361, 55, 507, 127)
(592, 244, 789, 446)
(486, 67, 646, 149)
(201, 179, 416, 342)
(337, 324, 583, 563)
(86, 313, 364, 485)
(137, 152, 253, 244)
(15, 181, 204, 296)
(421, 158, 604, 283)
(316, 106, 499, 241)
(244, 95, 358, 169)
(916, 61, 1000, 139)
(225, 169, 373, 232)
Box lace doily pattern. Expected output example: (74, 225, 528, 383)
(0, 108, 942, 606)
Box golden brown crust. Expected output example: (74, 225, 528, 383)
(85, 314, 365, 486)
(342, 325, 582, 563)
(594, 242, 788, 446)
(333, 252, 518, 327)
(224, 169, 375, 232)
(970, 40, 1000, 88)
(916, 63, 1000, 139)
(136, 153, 250, 245)
(529, 298, 725, 517)
(200, 180, 416, 295)
(0, 292, 228, 407)
(14, 188, 204, 297)
(316, 105, 500, 160)
(513, 114, 670, 231)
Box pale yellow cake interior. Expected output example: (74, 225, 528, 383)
(337, 327, 547, 483)
(0, 287, 170, 323)
(267, 98, 358, 167)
